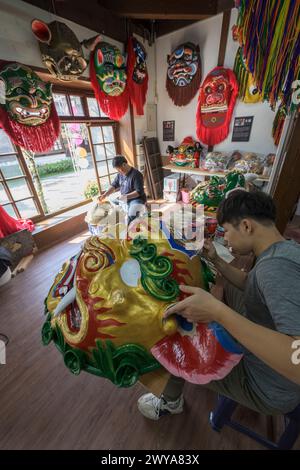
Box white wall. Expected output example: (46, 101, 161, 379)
(0, 0, 156, 147)
(0, 0, 123, 74)
(156, 8, 277, 156)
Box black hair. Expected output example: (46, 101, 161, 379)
(217, 190, 276, 226)
(112, 155, 127, 168)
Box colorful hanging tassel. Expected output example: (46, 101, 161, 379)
(272, 102, 287, 146)
(236, 0, 300, 110)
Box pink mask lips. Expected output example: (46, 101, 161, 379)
(152, 311, 243, 384)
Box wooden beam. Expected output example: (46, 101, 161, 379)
(23, 0, 128, 43)
(119, 104, 137, 168)
(217, 9, 231, 66)
(155, 19, 209, 37)
(208, 9, 231, 153)
(217, 0, 235, 13)
(98, 0, 219, 19)
(272, 114, 300, 234)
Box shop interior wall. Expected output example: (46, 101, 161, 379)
(0, 0, 157, 159)
(156, 8, 278, 158)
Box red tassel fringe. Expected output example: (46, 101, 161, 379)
(0, 104, 60, 153)
(126, 36, 148, 116)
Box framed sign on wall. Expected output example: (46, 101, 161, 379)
(232, 116, 254, 142)
(163, 120, 175, 141)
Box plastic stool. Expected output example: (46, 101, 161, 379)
(209, 395, 300, 450)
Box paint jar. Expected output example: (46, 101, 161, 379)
(205, 217, 218, 237)
(181, 188, 190, 204)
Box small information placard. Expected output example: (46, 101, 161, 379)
(232, 116, 254, 142)
(163, 120, 175, 141)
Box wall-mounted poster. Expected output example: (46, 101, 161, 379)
(232, 116, 254, 142)
(163, 120, 175, 141)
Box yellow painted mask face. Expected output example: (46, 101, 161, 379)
(43, 221, 203, 386)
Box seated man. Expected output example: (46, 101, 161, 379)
(98, 155, 146, 224)
(138, 190, 300, 419)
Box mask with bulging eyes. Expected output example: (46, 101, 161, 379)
(42, 220, 243, 387)
(0, 61, 60, 152)
(0, 63, 52, 125)
(166, 42, 201, 106)
(89, 41, 129, 120)
(196, 66, 239, 146)
(32, 19, 89, 81)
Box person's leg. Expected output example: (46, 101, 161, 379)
(127, 199, 146, 224)
(137, 375, 185, 420)
(204, 361, 281, 415)
(138, 360, 280, 420)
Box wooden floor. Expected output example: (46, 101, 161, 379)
(0, 231, 299, 450)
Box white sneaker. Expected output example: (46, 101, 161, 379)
(137, 393, 184, 420)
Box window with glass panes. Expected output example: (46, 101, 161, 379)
(53, 91, 120, 195)
(0, 129, 41, 219)
(89, 125, 118, 192)
(0, 87, 120, 221)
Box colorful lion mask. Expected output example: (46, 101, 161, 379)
(42, 219, 242, 387)
(166, 136, 202, 168)
(166, 42, 201, 107)
(192, 171, 245, 209)
(196, 67, 238, 146)
(0, 62, 60, 152)
(127, 36, 148, 115)
(90, 41, 129, 120)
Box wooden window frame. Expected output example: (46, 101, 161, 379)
(0, 143, 42, 219)
(0, 85, 121, 223)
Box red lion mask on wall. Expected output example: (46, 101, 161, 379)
(196, 67, 238, 146)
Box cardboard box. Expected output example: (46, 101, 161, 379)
(163, 174, 182, 192)
(163, 190, 181, 202)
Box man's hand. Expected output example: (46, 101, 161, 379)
(118, 195, 128, 202)
(202, 238, 218, 263)
(98, 194, 106, 203)
(164, 285, 224, 323)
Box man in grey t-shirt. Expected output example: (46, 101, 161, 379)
(137, 190, 300, 420)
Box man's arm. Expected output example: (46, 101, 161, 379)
(99, 174, 120, 202)
(165, 286, 300, 386)
(214, 256, 248, 290)
(219, 305, 300, 386)
(98, 185, 117, 202)
(133, 172, 144, 198)
(203, 239, 248, 290)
